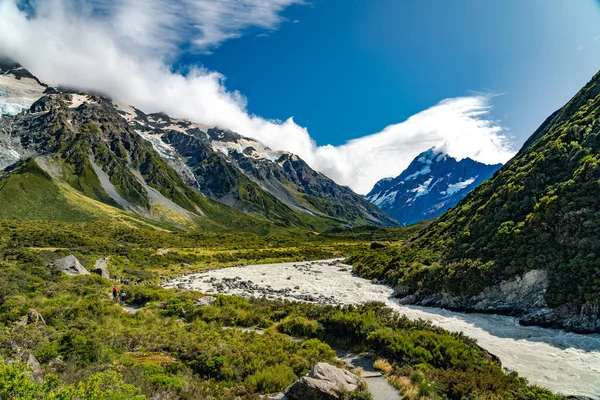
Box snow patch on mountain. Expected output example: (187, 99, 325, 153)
(68, 94, 94, 108)
(443, 177, 476, 196)
(412, 177, 433, 198)
(371, 190, 398, 207)
(136, 129, 201, 190)
(0, 74, 45, 116)
(404, 165, 431, 181)
(212, 138, 285, 162)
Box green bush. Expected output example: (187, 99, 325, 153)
(244, 365, 297, 393)
(277, 316, 320, 337)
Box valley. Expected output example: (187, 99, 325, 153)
(1, 29, 599, 400)
(163, 259, 600, 399)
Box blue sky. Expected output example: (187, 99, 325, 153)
(3, 0, 600, 192)
(184, 0, 600, 147)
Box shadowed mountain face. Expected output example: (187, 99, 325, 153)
(366, 149, 501, 225)
(128, 110, 396, 226)
(0, 61, 395, 230)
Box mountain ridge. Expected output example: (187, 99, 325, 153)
(0, 60, 396, 231)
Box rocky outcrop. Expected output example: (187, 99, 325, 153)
(48, 255, 89, 276)
(16, 308, 46, 326)
(519, 302, 600, 333)
(284, 363, 363, 400)
(6, 349, 43, 383)
(397, 269, 600, 333)
(370, 242, 390, 250)
(398, 269, 548, 313)
(91, 257, 110, 279)
(194, 296, 217, 307)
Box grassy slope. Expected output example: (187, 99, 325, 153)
(348, 69, 600, 309)
(0, 159, 96, 222)
(0, 240, 561, 400)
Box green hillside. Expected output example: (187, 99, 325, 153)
(0, 159, 96, 222)
(349, 70, 600, 322)
(1, 92, 347, 234)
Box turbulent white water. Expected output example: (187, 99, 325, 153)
(163, 259, 600, 399)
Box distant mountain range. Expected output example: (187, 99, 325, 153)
(366, 149, 502, 225)
(0, 59, 395, 230)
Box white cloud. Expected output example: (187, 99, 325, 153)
(0, 0, 514, 194)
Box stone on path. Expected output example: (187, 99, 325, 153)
(284, 362, 362, 400)
(91, 257, 110, 279)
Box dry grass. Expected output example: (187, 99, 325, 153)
(122, 352, 176, 366)
(373, 360, 440, 400)
(373, 359, 393, 374)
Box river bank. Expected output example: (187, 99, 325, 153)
(162, 259, 600, 399)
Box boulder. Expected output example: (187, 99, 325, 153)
(7, 349, 43, 383)
(91, 257, 110, 279)
(284, 363, 362, 400)
(261, 394, 287, 400)
(370, 242, 390, 250)
(16, 308, 46, 327)
(48, 255, 89, 276)
(195, 296, 217, 307)
(26, 308, 46, 326)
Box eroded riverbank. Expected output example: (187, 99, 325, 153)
(163, 259, 600, 399)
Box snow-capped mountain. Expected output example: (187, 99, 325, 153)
(366, 148, 502, 225)
(0, 59, 395, 228)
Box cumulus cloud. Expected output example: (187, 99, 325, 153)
(0, 0, 514, 194)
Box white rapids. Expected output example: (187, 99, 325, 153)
(163, 259, 600, 399)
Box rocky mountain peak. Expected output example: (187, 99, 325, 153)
(366, 149, 501, 225)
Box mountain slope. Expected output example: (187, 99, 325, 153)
(126, 109, 396, 226)
(350, 69, 600, 332)
(0, 61, 394, 230)
(0, 158, 96, 221)
(366, 149, 501, 225)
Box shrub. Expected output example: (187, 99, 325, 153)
(277, 315, 320, 337)
(244, 365, 297, 393)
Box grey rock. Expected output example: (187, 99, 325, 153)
(398, 268, 600, 333)
(195, 296, 217, 307)
(48, 255, 89, 276)
(284, 362, 362, 400)
(26, 308, 46, 326)
(520, 302, 600, 333)
(91, 257, 110, 279)
(261, 393, 287, 400)
(7, 350, 43, 383)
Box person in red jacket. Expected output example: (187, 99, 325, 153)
(112, 286, 118, 302)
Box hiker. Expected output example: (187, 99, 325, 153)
(112, 286, 118, 302)
(120, 291, 126, 303)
